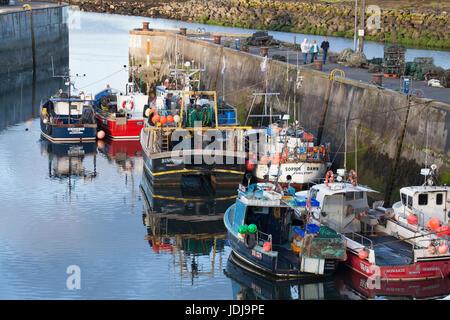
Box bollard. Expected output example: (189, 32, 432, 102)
(373, 74, 383, 86)
(260, 47, 268, 57)
(314, 60, 323, 71)
(214, 35, 221, 44)
(142, 22, 149, 31)
(180, 27, 187, 36)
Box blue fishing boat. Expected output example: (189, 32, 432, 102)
(40, 90, 97, 143)
(223, 182, 346, 278)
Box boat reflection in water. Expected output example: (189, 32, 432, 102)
(336, 267, 450, 300)
(40, 137, 97, 197)
(140, 170, 240, 280)
(97, 138, 143, 174)
(224, 252, 345, 300)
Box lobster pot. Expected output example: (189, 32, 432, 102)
(383, 44, 406, 76)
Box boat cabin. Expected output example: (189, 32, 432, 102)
(300, 182, 377, 234)
(393, 186, 449, 226)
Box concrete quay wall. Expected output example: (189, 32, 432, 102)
(129, 30, 450, 203)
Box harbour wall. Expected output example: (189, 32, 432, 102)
(129, 29, 450, 204)
(0, 3, 69, 129)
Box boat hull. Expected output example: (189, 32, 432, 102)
(40, 120, 97, 143)
(344, 249, 450, 281)
(142, 152, 245, 186)
(254, 161, 326, 190)
(227, 231, 338, 279)
(96, 114, 145, 140)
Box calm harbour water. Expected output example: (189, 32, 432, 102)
(0, 11, 449, 300)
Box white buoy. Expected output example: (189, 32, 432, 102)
(97, 130, 105, 140)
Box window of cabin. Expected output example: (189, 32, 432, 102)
(436, 193, 443, 205)
(401, 193, 407, 206)
(407, 196, 413, 208)
(345, 192, 354, 201)
(354, 192, 364, 200)
(418, 194, 428, 206)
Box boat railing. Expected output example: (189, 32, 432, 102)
(256, 230, 272, 248)
(347, 232, 373, 249)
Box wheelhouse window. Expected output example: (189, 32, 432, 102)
(401, 193, 407, 205)
(407, 196, 413, 208)
(354, 192, 364, 200)
(418, 194, 428, 206)
(345, 192, 354, 201)
(436, 193, 443, 205)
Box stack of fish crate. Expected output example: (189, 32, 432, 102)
(382, 44, 406, 77)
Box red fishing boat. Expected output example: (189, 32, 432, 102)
(94, 69, 149, 140)
(296, 169, 450, 281)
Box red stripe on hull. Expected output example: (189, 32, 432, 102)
(96, 115, 144, 140)
(345, 250, 450, 281)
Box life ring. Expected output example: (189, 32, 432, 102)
(349, 169, 357, 186)
(122, 100, 134, 110)
(325, 170, 334, 186)
(244, 233, 256, 249)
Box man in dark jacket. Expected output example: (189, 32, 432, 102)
(320, 38, 330, 64)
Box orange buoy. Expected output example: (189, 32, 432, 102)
(358, 249, 369, 260)
(97, 130, 105, 140)
(152, 114, 160, 124)
(407, 214, 418, 225)
(166, 115, 174, 123)
(261, 156, 269, 165)
(245, 159, 256, 171)
(160, 116, 167, 125)
(263, 242, 271, 252)
(271, 154, 281, 165)
(426, 217, 441, 231)
(437, 243, 448, 254)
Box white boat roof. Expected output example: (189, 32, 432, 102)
(400, 185, 449, 195)
(311, 182, 378, 195)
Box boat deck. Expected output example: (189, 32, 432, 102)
(363, 233, 414, 267)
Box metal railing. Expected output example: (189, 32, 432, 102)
(347, 232, 373, 249)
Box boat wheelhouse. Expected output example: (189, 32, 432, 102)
(296, 169, 450, 281)
(40, 92, 97, 143)
(392, 166, 449, 227)
(140, 90, 249, 186)
(224, 182, 346, 278)
(244, 92, 330, 190)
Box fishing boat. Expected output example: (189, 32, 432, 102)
(40, 89, 97, 143)
(94, 67, 149, 140)
(244, 92, 330, 190)
(140, 89, 249, 186)
(296, 168, 450, 281)
(223, 182, 347, 278)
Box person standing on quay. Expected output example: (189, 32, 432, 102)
(321, 38, 330, 64)
(310, 40, 319, 63)
(300, 38, 311, 64)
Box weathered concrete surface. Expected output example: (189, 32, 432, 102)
(129, 29, 450, 204)
(0, 2, 69, 95)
